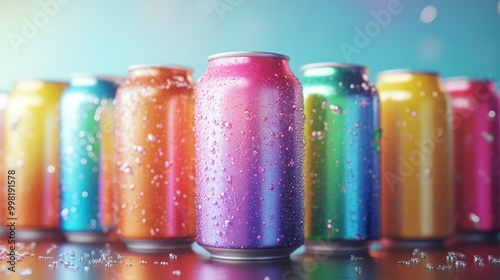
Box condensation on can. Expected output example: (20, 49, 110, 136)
(115, 65, 196, 251)
(377, 70, 454, 240)
(445, 78, 500, 234)
(59, 75, 119, 242)
(1, 80, 67, 240)
(195, 51, 304, 260)
(301, 63, 381, 250)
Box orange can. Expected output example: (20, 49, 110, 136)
(377, 70, 454, 242)
(115, 65, 196, 252)
(1, 80, 66, 240)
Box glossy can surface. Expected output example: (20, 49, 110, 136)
(377, 70, 454, 240)
(59, 75, 118, 241)
(445, 78, 500, 233)
(115, 65, 196, 251)
(301, 63, 381, 247)
(1, 80, 66, 239)
(195, 51, 304, 260)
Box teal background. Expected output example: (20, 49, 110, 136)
(0, 0, 499, 90)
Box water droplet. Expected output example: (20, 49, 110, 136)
(243, 109, 253, 120)
(81, 191, 88, 198)
(482, 131, 494, 143)
(489, 110, 496, 118)
(268, 184, 275, 190)
(319, 100, 327, 109)
(119, 163, 132, 174)
(47, 165, 56, 173)
(147, 133, 157, 142)
(329, 104, 343, 114)
(257, 235, 262, 240)
(223, 121, 232, 129)
(20, 268, 32, 276)
(311, 131, 324, 140)
(355, 266, 362, 274)
(259, 167, 266, 173)
(469, 213, 480, 224)
(172, 270, 182, 276)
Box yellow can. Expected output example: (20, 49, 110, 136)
(1, 80, 67, 240)
(377, 70, 454, 240)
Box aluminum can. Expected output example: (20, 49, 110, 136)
(445, 78, 500, 237)
(195, 51, 304, 260)
(115, 65, 196, 252)
(377, 70, 454, 242)
(1, 80, 67, 240)
(301, 63, 380, 252)
(59, 75, 119, 242)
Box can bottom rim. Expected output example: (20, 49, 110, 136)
(65, 232, 111, 243)
(305, 240, 369, 254)
(454, 232, 499, 243)
(120, 237, 194, 253)
(200, 245, 298, 261)
(380, 237, 446, 249)
(12, 229, 65, 241)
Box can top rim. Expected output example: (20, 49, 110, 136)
(300, 62, 366, 72)
(16, 79, 68, 85)
(208, 51, 290, 61)
(444, 76, 494, 83)
(71, 73, 125, 80)
(378, 69, 439, 76)
(128, 64, 192, 72)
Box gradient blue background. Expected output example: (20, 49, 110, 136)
(1, 0, 499, 90)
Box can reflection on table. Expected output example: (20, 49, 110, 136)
(195, 51, 305, 260)
(377, 70, 454, 243)
(59, 75, 119, 242)
(301, 63, 381, 252)
(445, 78, 500, 238)
(115, 65, 196, 252)
(1, 80, 67, 240)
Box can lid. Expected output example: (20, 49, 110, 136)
(127, 64, 192, 72)
(300, 62, 366, 72)
(208, 51, 289, 61)
(444, 76, 494, 83)
(71, 73, 125, 84)
(377, 69, 439, 76)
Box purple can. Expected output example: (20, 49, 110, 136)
(195, 51, 304, 260)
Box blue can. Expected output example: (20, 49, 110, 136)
(59, 75, 119, 242)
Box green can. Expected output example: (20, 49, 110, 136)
(301, 63, 381, 252)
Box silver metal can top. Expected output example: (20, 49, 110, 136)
(300, 62, 366, 73)
(208, 51, 289, 61)
(127, 64, 192, 72)
(377, 69, 439, 77)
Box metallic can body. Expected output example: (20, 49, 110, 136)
(377, 70, 454, 240)
(301, 63, 381, 247)
(59, 75, 118, 241)
(195, 51, 304, 260)
(445, 78, 500, 233)
(1, 80, 66, 239)
(115, 65, 196, 251)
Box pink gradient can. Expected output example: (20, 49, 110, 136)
(445, 77, 500, 239)
(195, 51, 305, 260)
